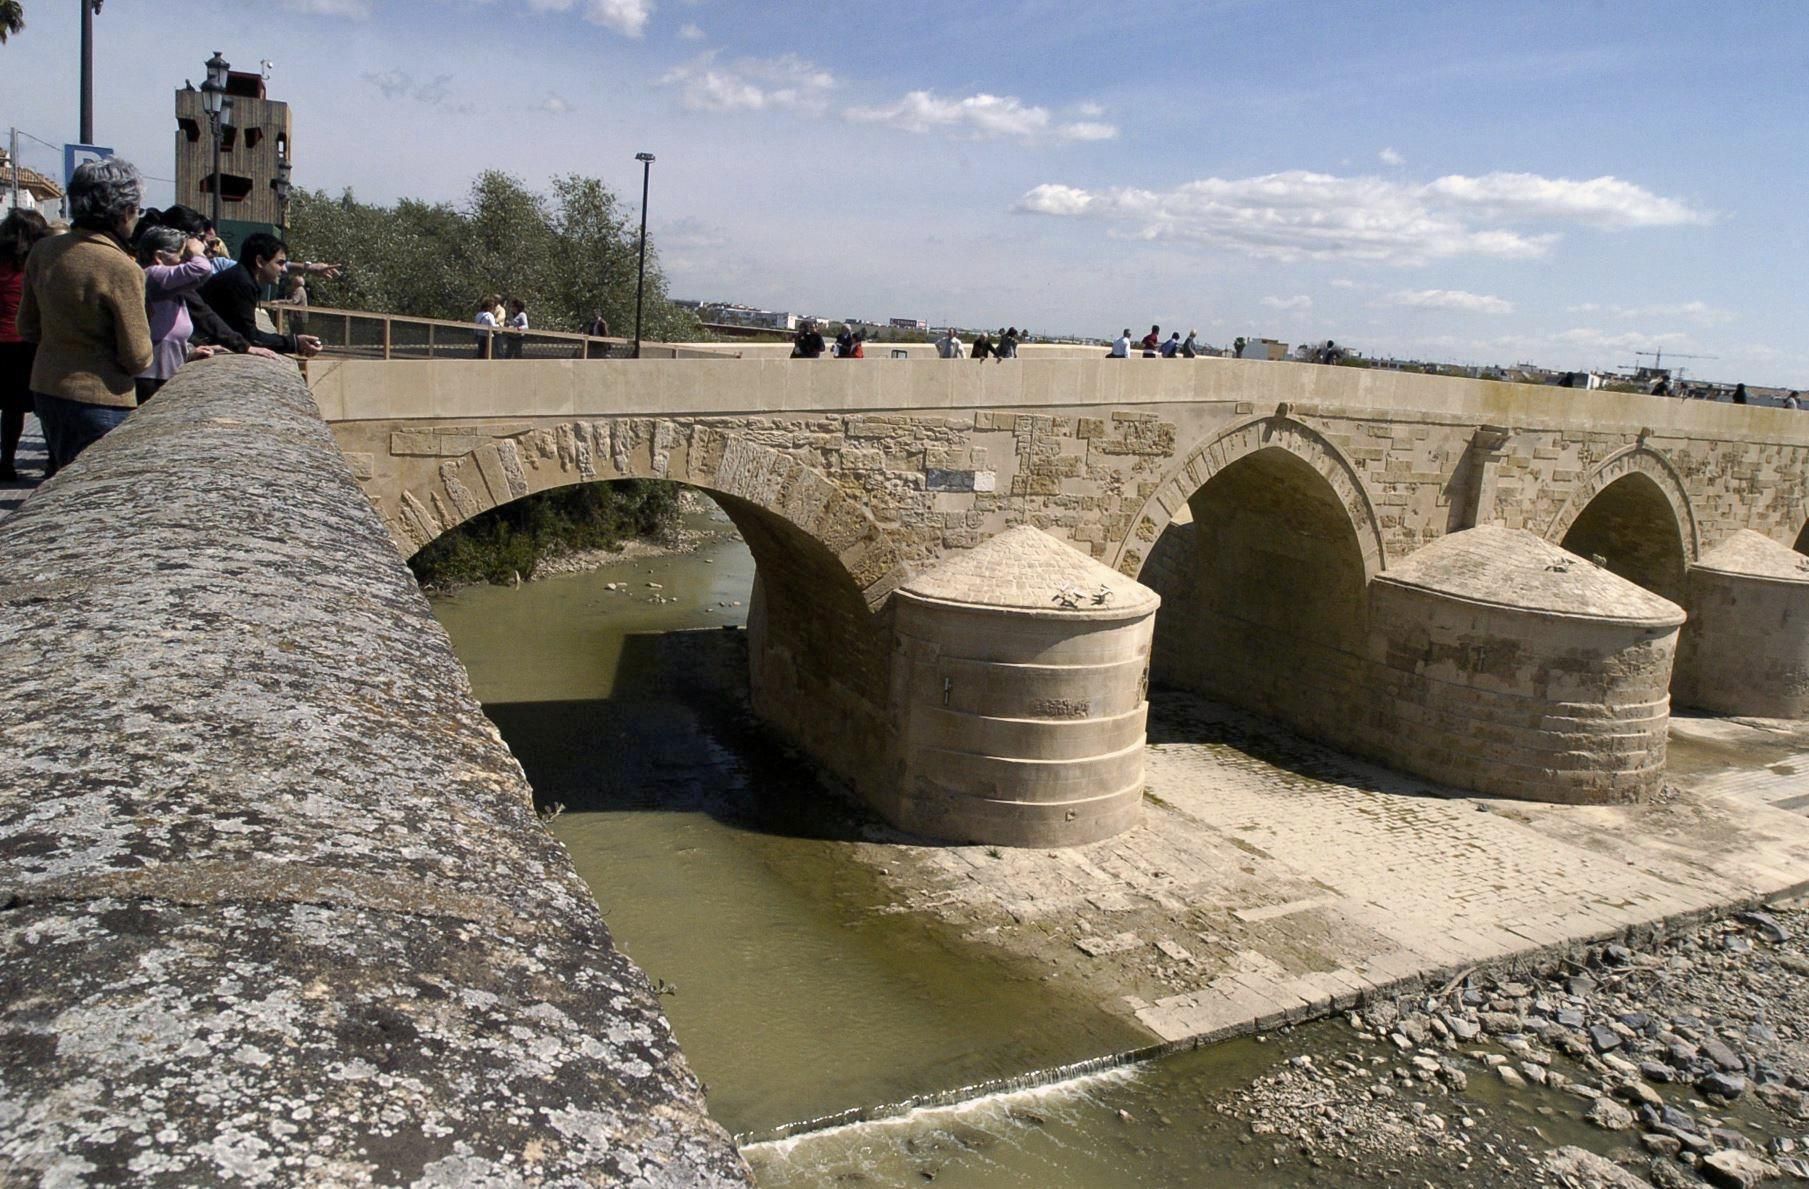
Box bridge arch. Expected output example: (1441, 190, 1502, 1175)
(1546, 445, 1698, 604)
(391, 419, 903, 609)
(390, 419, 905, 800)
(1114, 414, 1387, 582)
(1137, 418, 1381, 752)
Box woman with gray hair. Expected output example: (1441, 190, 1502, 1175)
(15, 157, 154, 468)
(135, 224, 222, 403)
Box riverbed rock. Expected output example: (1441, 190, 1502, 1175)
(1498, 1066, 1527, 1089)
(1700, 1149, 1781, 1189)
(1642, 1132, 1684, 1157)
(1699, 1071, 1748, 1100)
(1702, 1038, 1745, 1071)
(1589, 1024, 1624, 1052)
(1587, 1098, 1637, 1131)
(1480, 1011, 1523, 1035)
(1543, 1145, 1651, 1188)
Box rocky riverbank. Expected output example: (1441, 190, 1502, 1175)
(1220, 903, 1809, 1187)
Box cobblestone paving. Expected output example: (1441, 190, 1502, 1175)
(866, 693, 1809, 1049)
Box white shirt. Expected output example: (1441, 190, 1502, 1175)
(474, 311, 497, 336)
(1110, 334, 1130, 357)
(509, 312, 528, 332)
(936, 334, 963, 359)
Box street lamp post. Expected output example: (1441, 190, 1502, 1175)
(633, 151, 654, 359)
(273, 156, 292, 226)
(79, 0, 100, 145)
(201, 51, 230, 229)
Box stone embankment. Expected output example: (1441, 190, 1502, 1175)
(0, 357, 749, 1185)
(1222, 905, 1809, 1187)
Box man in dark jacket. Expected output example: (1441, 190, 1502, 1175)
(199, 233, 322, 357)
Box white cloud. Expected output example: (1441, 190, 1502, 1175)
(525, 0, 652, 37)
(536, 92, 575, 114)
(1423, 172, 1707, 229)
(658, 52, 835, 113)
(280, 0, 371, 15)
(677, 21, 705, 39)
(1012, 169, 1705, 265)
(846, 91, 1118, 143)
(1261, 295, 1313, 312)
(1386, 288, 1514, 314)
(1016, 183, 1094, 216)
(1555, 327, 1692, 352)
(1567, 299, 1734, 326)
(1379, 147, 1404, 166)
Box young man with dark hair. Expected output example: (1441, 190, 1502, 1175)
(198, 233, 323, 357)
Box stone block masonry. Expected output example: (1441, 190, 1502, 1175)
(316, 356, 1809, 834)
(0, 357, 750, 1186)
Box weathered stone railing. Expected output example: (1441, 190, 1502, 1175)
(0, 357, 749, 1185)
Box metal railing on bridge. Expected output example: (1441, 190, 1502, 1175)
(264, 304, 734, 361)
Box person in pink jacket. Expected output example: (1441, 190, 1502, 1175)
(134, 225, 224, 403)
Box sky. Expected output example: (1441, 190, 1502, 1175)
(4, 0, 1807, 385)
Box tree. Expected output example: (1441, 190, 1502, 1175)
(287, 170, 699, 340)
(0, 1, 25, 45)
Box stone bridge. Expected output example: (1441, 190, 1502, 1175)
(312, 352, 1809, 844)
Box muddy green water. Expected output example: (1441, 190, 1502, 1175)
(428, 517, 1682, 1186)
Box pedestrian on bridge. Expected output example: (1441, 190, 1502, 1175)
(0, 208, 52, 481)
(790, 320, 825, 358)
(1181, 330, 1199, 358)
(935, 328, 963, 358)
(473, 295, 500, 359)
(14, 158, 154, 470)
(135, 226, 225, 404)
(197, 234, 323, 359)
(500, 298, 528, 359)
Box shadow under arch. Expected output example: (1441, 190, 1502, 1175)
(1546, 445, 1698, 605)
(1552, 470, 1692, 606)
(1795, 519, 1809, 556)
(1114, 413, 1387, 583)
(394, 420, 904, 799)
(1141, 443, 1374, 751)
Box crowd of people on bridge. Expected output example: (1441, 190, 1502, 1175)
(0, 156, 343, 477)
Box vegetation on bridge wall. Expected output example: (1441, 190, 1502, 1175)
(409, 480, 682, 588)
(287, 171, 703, 340)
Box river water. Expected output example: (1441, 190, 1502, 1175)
(428, 512, 1747, 1186)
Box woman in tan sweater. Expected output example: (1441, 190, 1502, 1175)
(15, 157, 154, 470)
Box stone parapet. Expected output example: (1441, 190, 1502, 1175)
(0, 357, 749, 1186)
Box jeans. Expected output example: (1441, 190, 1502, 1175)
(33, 392, 132, 470)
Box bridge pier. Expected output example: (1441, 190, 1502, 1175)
(1674, 530, 1809, 718)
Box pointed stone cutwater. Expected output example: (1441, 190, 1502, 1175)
(890, 526, 1160, 846)
(1367, 525, 1685, 804)
(1677, 529, 1809, 718)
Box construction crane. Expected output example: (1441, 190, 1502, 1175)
(1623, 349, 1717, 374)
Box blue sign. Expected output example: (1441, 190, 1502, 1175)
(62, 143, 114, 189)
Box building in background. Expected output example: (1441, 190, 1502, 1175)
(0, 146, 64, 216)
(174, 68, 291, 250)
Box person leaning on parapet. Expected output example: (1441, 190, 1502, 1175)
(1180, 329, 1199, 358)
(1733, 383, 1749, 405)
(970, 329, 993, 360)
(14, 158, 155, 470)
(1159, 331, 1181, 358)
(0, 208, 52, 481)
(1108, 328, 1131, 358)
(935, 327, 964, 358)
(996, 327, 1020, 359)
(198, 233, 323, 358)
(1787, 391, 1802, 410)
(1140, 325, 1161, 356)
(791, 320, 825, 358)
(135, 225, 228, 404)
